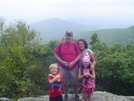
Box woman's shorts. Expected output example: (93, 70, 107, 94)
(59, 66, 78, 85)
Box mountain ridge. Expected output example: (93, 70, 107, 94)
(29, 18, 99, 42)
(75, 25, 134, 46)
(28, 18, 134, 46)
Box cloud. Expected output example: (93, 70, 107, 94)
(0, 0, 134, 24)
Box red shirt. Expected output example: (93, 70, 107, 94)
(48, 73, 63, 97)
(54, 41, 81, 70)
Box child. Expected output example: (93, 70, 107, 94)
(48, 63, 63, 101)
(78, 53, 95, 101)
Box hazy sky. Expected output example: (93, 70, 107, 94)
(0, 0, 134, 28)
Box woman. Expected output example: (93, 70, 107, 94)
(77, 39, 96, 71)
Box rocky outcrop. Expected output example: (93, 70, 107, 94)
(18, 96, 49, 101)
(91, 91, 134, 101)
(2, 91, 133, 101)
(0, 97, 12, 101)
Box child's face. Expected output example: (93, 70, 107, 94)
(50, 66, 58, 75)
(83, 62, 90, 68)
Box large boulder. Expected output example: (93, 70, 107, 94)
(91, 91, 134, 101)
(17, 91, 134, 101)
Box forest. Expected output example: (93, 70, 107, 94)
(0, 17, 134, 100)
(75, 26, 134, 47)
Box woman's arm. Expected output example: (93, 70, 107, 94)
(90, 54, 96, 71)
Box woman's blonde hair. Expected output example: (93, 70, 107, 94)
(49, 63, 58, 70)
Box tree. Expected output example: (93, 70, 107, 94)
(0, 18, 47, 98)
(89, 33, 99, 46)
(94, 41, 134, 95)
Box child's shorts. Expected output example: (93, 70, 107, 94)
(49, 95, 63, 101)
(82, 87, 94, 93)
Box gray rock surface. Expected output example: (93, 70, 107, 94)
(18, 96, 49, 101)
(17, 91, 134, 101)
(91, 91, 134, 101)
(0, 97, 12, 101)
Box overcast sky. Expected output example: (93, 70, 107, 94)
(0, 0, 134, 28)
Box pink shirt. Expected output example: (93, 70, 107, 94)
(82, 68, 95, 89)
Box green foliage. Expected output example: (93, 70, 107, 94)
(0, 18, 54, 98)
(89, 33, 99, 45)
(93, 40, 134, 95)
(0, 85, 9, 97)
(13, 78, 42, 99)
(75, 26, 134, 46)
(23, 65, 49, 94)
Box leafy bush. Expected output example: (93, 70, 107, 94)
(93, 42, 134, 95)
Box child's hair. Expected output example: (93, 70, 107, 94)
(49, 63, 58, 70)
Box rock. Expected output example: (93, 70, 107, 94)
(17, 91, 134, 101)
(18, 95, 49, 101)
(92, 91, 134, 101)
(0, 97, 12, 101)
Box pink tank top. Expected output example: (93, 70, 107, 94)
(82, 68, 95, 88)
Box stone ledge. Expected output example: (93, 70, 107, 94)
(1, 91, 134, 101)
(18, 91, 134, 101)
(0, 97, 12, 101)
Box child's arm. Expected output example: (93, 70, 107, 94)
(56, 73, 62, 82)
(57, 78, 60, 82)
(78, 69, 87, 79)
(88, 70, 96, 79)
(48, 74, 54, 77)
(49, 75, 60, 84)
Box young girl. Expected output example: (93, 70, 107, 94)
(78, 53, 95, 101)
(48, 63, 63, 101)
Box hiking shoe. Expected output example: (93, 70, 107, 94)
(64, 95, 68, 101)
(74, 95, 80, 101)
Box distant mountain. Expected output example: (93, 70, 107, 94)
(75, 25, 134, 46)
(28, 18, 134, 46)
(29, 18, 99, 42)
